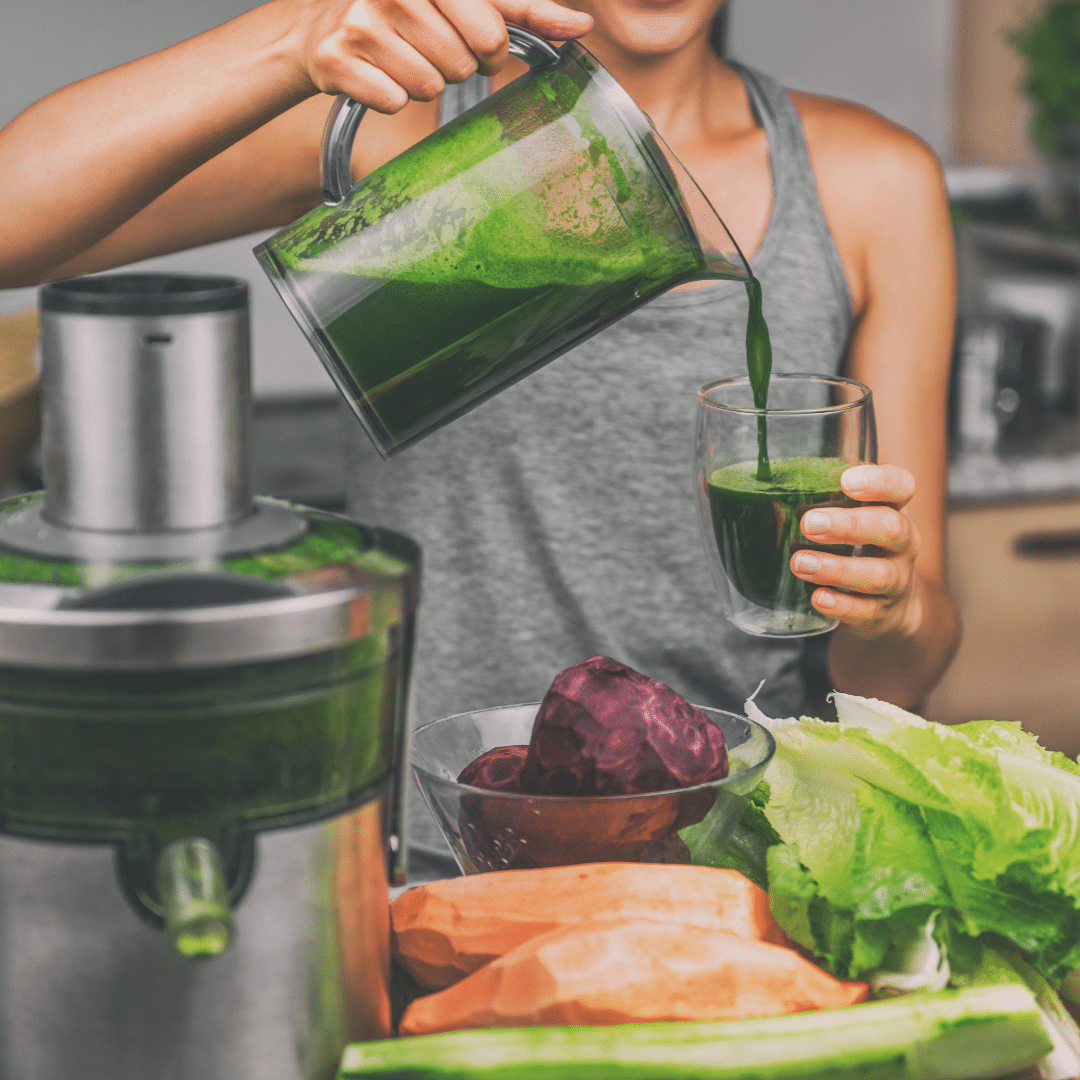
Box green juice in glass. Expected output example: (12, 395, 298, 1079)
(706, 456, 853, 615)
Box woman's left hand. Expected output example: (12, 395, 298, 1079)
(790, 463, 923, 641)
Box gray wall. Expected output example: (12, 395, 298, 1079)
(1, 0, 957, 395)
(729, 0, 956, 160)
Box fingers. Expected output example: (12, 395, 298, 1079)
(312, 55, 413, 112)
(801, 504, 919, 557)
(312, 0, 474, 106)
(493, 0, 593, 40)
(840, 463, 915, 509)
(432, 0, 509, 77)
(793, 465, 923, 638)
(791, 548, 909, 599)
(807, 586, 907, 631)
(792, 504, 922, 638)
(304, 0, 592, 110)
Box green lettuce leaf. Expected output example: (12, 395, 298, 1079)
(744, 692, 1080, 983)
(833, 696, 1080, 938)
(736, 703, 954, 979)
(955, 719, 1080, 779)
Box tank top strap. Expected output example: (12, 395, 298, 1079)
(726, 61, 851, 312)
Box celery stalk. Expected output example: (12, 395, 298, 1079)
(953, 946, 1080, 1080)
(338, 986, 1051, 1080)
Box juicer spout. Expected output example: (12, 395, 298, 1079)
(155, 837, 236, 960)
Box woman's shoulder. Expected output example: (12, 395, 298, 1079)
(787, 89, 945, 194)
(783, 89, 950, 315)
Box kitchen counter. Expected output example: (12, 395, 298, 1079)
(950, 446, 1080, 506)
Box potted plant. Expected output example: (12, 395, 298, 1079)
(1009, 1, 1080, 229)
(1009, 0, 1080, 158)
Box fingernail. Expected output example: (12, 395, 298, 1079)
(795, 552, 820, 574)
(843, 465, 872, 494)
(802, 511, 827, 536)
(814, 590, 836, 610)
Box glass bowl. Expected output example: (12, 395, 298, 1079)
(411, 703, 775, 874)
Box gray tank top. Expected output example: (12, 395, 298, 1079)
(344, 63, 853, 849)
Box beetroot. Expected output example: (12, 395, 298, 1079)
(454, 657, 728, 871)
(457, 745, 529, 792)
(520, 656, 729, 796)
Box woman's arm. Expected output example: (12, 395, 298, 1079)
(789, 94, 962, 709)
(0, 0, 591, 287)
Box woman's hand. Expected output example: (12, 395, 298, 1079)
(0, 0, 592, 286)
(295, 0, 593, 113)
(790, 464, 924, 641)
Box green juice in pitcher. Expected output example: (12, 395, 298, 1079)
(706, 456, 852, 613)
(266, 100, 704, 449)
(316, 246, 689, 448)
(256, 45, 752, 455)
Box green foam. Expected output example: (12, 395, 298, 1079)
(710, 457, 852, 496)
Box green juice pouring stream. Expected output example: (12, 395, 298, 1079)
(744, 276, 773, 482)
(709, 281, 856, 621)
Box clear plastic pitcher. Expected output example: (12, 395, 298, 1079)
(255, 28, 751, 457)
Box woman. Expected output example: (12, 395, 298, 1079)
(0, 0, 960, 827)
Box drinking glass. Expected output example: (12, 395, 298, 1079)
(695, 374, 877, 638)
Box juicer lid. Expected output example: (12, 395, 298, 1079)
(0, 500, 419, 671)
(1, 271, 420, 670)
(40, 273, 248, 316)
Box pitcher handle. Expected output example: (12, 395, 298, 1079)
(320, 25, 561, 206)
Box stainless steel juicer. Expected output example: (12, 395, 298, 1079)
(0, 272, 418, 1080)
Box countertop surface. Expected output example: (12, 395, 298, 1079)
(950, 411, 1080, 506)
(950, 447, 1080, 506)
(251, 395, 348, 511)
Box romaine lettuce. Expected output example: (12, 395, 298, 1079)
(734, 694, 1080, 984)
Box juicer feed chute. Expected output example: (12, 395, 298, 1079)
(0, 273, 419, 1080)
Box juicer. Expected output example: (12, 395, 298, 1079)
(0, 273, 419, 1080)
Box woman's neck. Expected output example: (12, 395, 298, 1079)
(493, 30, 752, 148)
(582, 31, 749, 146)
(592, 30, 771, 265)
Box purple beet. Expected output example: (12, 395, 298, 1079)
(457, 745, 529, 792)
(520, 655, 728, 796)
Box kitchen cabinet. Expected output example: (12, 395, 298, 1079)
(925, 498, 1080, 757)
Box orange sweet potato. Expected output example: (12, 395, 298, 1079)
(398, 919, 869, 1036)
(391, 862, 791, 990)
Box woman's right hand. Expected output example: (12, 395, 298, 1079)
(293, 0, 593, 113)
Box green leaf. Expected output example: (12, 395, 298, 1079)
(1006, 1, 1080, 154)
(750, 692, 1080, 983)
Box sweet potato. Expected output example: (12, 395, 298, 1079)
(398, 919, 869, 1035)
(391, 862, 790, 990)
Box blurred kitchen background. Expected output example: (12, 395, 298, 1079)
(1, 0, 1078, 749)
